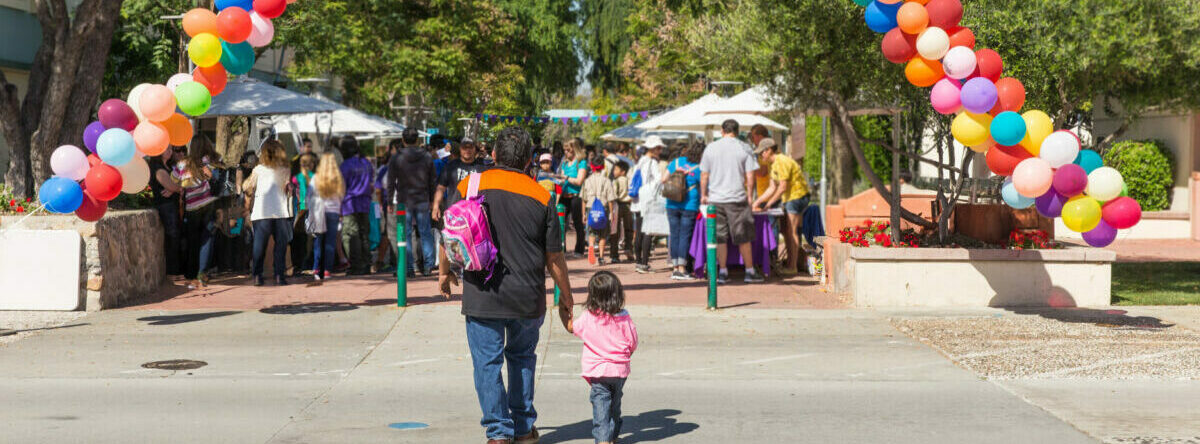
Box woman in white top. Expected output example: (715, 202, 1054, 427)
(242, 140, 294, 286)
(631, 138, 670, 273)
(307, 152, 344, 282)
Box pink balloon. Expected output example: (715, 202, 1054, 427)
(246, 12, 274, 47)
(1012, 157, 1053, 198)
(139, 85, 178, 122)
(1101, 196, 1142, 229)
(930, 78, 962, 115)
(98, 99, 139, 131)
(1052, 163, 1088, 197)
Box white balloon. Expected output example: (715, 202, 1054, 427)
(115, 156, 151, 194)
(916, 27, 950, 61)
(50, 145, 90, 181)
(247, 12, 275, 47)
(166, 73, 194, 92)
(1039, 130, 1081, 168)
(942, 46, 977, 79)
(1086, 166, 1124, 202)
(126, 83, 151, 122)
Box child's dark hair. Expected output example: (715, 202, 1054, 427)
(586, 271, 626, 316)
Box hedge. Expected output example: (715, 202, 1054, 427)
(1102, 139, 1175, 211)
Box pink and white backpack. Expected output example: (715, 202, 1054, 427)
(442, 172, 498, 278)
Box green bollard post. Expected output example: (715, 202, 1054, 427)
(555, 197, 567, 307)
(396, 203, 408, 307)
(705, 205, 718, 310)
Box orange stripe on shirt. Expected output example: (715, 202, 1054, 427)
(457, 169, 551, 206)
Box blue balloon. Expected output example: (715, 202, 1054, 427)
(864, 1, 901, 33)
(96, 128, 135, 167)
(214, 0, 252, 11)
(1002, 179, 1035, 209)
(39, 176, 84, 214)
(990, 111, 1027, 147)
(1073, 149, 1103, 174)
(220, 41, 256, 76)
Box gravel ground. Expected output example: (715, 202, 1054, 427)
(891, 309, 1200, 380)
(0, 311, 89, 347)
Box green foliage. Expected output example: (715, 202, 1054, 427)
(103, 0, 191, 101)
(803, 115, 823, 182)
(1113, 262, 1200, 305)
(580, 0, 633, 92)
(854, 115, 891, 182)
(1103, 140, 1175, 211)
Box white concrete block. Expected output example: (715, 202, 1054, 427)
(0, 230, 82, 310)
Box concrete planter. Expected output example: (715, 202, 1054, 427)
(0, 210, 165, 311)
(825, 239, 1114, 308)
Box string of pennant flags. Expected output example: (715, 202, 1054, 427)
(471, 110, 654, 125)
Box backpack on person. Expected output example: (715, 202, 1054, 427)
(441, 172, 498, 278)
(662, 161, 697, 202)
(628, 169, 642, 199)
(587, 197, 608, 230)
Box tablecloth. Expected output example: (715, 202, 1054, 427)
(689, 213, 777, 277)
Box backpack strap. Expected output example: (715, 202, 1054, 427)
(467, 172, 482, 198)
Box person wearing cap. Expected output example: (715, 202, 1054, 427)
(752, 138, 809, 275)
(433, 138, 487, 223)
(535, 153, 566, 195)
(699, 119, 766, 284)
(631, 136, 670, 273)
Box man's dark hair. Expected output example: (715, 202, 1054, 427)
(602, 142, 617, 154)
(340, 136, 360, 158)
(493, 127, 532, 169)
(585, 271, 626, 316)
(721, 119, 739, 135)
(430, 133, 445, 148)
(750, 124, 769, 139)
(402, 127, 419, 145)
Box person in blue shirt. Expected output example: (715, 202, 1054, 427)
(664, 141, 704, 280)
(559, 138, 590, 256)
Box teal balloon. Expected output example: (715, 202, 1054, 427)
(1002, 179, 1035, 209)
(1073, 149, 1103, 174)
(220, 41, 256, 76)
(864, 1, 901, 33)
(96, 128, 136, 167)
(989, 111, 1027, 147)
(853, 0, 873, 5)
(39, 176, 84, 214)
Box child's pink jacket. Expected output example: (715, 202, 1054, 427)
(573, 309, 638, 379)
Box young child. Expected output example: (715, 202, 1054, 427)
(580, 163, 617, 265)
(569, 271, 638, 444)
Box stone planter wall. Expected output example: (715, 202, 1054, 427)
(8, 210, 165, 310)
(825, 239, 1114, 308)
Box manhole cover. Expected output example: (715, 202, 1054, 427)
(142, 359, 207, 370)
(388, 422, 428, 431)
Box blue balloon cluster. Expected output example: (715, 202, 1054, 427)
(864, 1, 901, 33)
(39, 176, 84, 214)
(215, 0, 252, 11)
(1002, 179, 1035, 209)
(1073, 149, 1103, 174)
(220, 41, 256, 76)
(990, 111, 1027, 147)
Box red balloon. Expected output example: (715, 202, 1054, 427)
(1102, 197, 1142, 229)
(83, 163, 122, 202)
(192, 64, 229, 96)
(994, 77, 1026, 113)
(926, 0, 963, 29)
(97, 99, 138, 132)
(216, 7, 252, 43)
(75, 189, 107, 222)
(881, 28, 918, 64)
(87, 154, 102, 167)
(946, 26, 975, 50)
(253, 0, 286, 19)
(972, 49, 1003, 82)
(985, 144, 1032, 176)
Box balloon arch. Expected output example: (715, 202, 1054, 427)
(38, 0, 293, 221)
(857, 0, 1142, 247)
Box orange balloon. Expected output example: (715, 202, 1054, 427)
(896, 2, 929, 35)
(163, 114, 194, 147)
(192, 64, 228, 96)
(946, 26, 975, 49)
(133, 121, 170, 156)
(182, 9, 218, 38)
(994, 77, 1026, 113)
(905, 57, 944, 88)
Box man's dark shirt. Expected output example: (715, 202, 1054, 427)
(438, 157, 489, 207)
(386, 145, 436, 207)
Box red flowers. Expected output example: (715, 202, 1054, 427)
(1007, 229, 1061, 250)
(839, 220, 917, 248)
(15, 206, 24, 213)
(8, 199, 15, 207)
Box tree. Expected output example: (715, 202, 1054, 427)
(1, 0, 125, 198)
(579, 0, 633, 93)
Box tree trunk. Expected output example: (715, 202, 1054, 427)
(215, 115, 249, 167)
(827, 114, 855, 202)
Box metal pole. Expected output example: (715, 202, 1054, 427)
(819, 117, 828, 226)
(552, 192, 562, 306)
(705, 205, 718, 310)
(395, 203, 408, 307)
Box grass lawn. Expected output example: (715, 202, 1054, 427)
(1112, 262, 1200, 305)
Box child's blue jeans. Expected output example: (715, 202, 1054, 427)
(589, 376, 626, 443)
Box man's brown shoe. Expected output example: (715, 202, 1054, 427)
(515, 427, 539, 444)
(486, 439, 512, 444)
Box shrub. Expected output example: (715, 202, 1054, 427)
(1103, 140, 1175, 211)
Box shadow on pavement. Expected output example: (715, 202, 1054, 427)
(538, 409, 699, 444)
(137, 311, 240, 325)
(1005, 307, 1174, 329)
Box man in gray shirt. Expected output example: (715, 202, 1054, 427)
(699, 119, 766, 283)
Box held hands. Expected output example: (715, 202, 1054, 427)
(559, 304, 573, 333)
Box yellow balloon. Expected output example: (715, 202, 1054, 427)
(188, 33, 223, 68)
(1019, 110, 1053, 156)
(951, 112, 992, 147)
(969, 137, 995, 153)
(1061, 195, 1102, 232)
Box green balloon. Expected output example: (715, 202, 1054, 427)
(853, 0, 873, 6)
(1120, 183, 1129, 197)
(175, 81, 212, 116)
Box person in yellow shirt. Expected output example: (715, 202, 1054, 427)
(752, 139, 810, 274)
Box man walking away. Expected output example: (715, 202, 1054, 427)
(447, 127, 575, 444)
(388, 128, 438, 276)
(700, 119, 766, 284)
(338, 137, 374, 275)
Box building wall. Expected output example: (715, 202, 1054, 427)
(1093, 112, 1197, 212)
(0, 3, 41, 183)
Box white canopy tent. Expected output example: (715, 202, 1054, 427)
(636, 92, 788, 141)
(269, 107, 406, 136)
(635, 93, 722, 131)
(703, 85, 784, 115)
(202, 77, 341, 117)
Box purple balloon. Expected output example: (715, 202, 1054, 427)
(960, 77, 998, 114)
(83, 121, 106, 153)
(1052, 163, 1088, 196)
(1035, 190, 1067, 218)
(1082, 220, 1117, 248)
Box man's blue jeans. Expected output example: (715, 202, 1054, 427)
(405, 201, 437, 273)
(465, 315, 544, 440)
